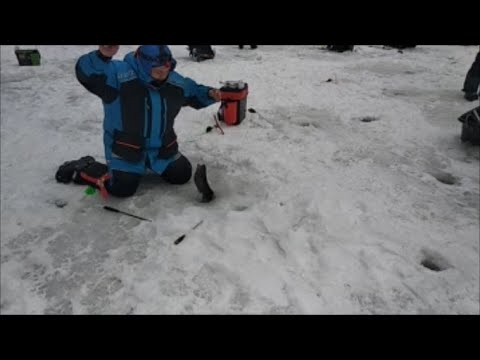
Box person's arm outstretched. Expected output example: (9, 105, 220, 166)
(75, 45, 120, 104)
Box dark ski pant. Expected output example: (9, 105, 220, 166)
(463, 50, 480, 95)
(106, 155, 192, 198)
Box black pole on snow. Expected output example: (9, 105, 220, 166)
(103, 206, 152, 222)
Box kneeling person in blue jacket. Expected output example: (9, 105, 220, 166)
(75, 45, 221, 197)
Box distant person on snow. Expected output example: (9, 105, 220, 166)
(238, 45, 257, 49)
(72, 45, 221, 198)
(462, 47, 480, 101)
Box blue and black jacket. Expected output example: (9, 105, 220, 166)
(75, 50, 216, 175)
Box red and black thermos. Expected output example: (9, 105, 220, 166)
(217, 81, 248, 126)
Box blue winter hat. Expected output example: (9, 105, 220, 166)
(136, 45, 176, 74)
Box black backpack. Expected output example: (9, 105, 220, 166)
(458, 106, 480, 145)
(385, 45, 417, 49)
(55, 156, 108, 184)
(326, 45, 354, 52)
(188, 45, 215, 62)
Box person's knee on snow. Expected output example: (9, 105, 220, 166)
(104, 156, 192, 197)
(106, 170, 142, 197)
(162, 155, 192, 185)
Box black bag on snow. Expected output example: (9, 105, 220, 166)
(188, 45, 215, 62)
(458, 106, 480, 145)
(326, 45, 354, 52)
(385, 45, 417, 49)
(56, 156, 108, 185)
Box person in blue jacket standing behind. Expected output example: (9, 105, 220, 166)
(75, 45, 222, 197)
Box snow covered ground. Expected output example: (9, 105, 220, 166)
(1, 45, 478, 314)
